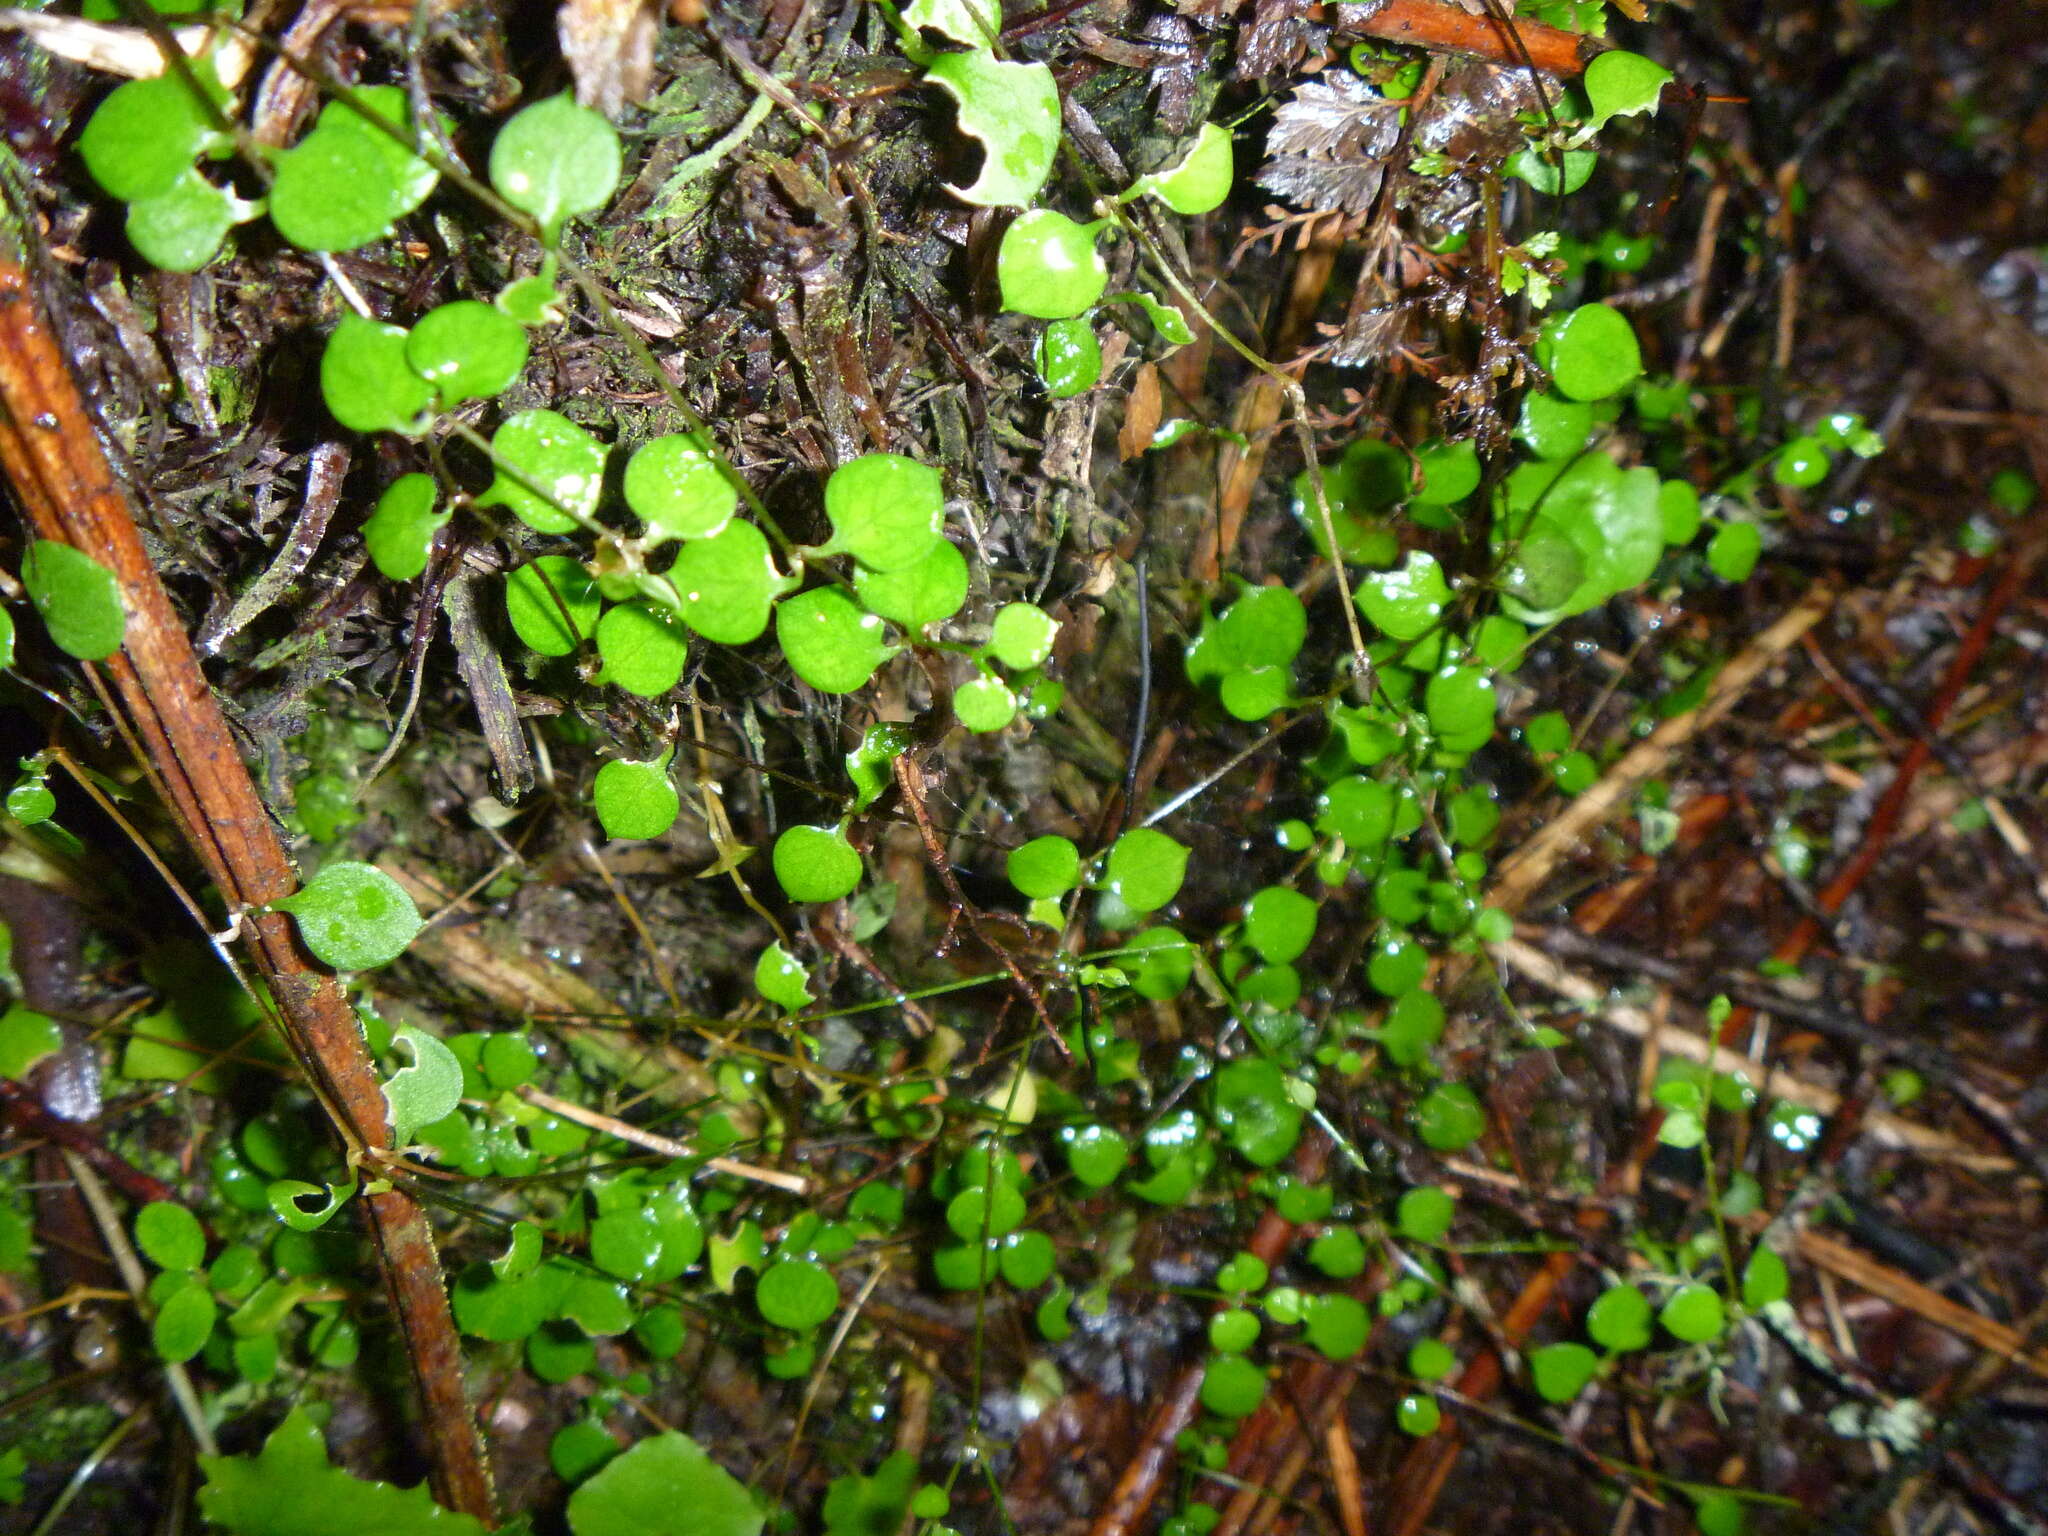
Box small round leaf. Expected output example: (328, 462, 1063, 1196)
(320, 314, 434, 435)
(1102, 828, 1188, 914)
(153, 1283, 217, 1364)
(1199, 1353, 1266, 1418)
(1396, 1186, 1455, 1243)
(955, 675, 1017, 733)
(1543, 303, 1643, 403)
(1586, 1283, 1653, 1352)
(22, 541, 126, 661)
(1413, 1082, 1484, 1151)
(1529, 1341, 1599, 1403)
(1660, 1282, 1725, 1343)
(490, 94, 622, 239)
(1008, 835, 1080, 899)
(623, 433, 738, 542)
(755, 942, 812, 1011)
(596, 601, 689, 697)
(362, 474, 446, 581)
(505, 556, 601, 656)
(756, 1257, 838, 1331)
(1136, 121, 1233, 214)
(987, 602, 1059, 670)
(776, 587, 893, 694)
(79, 68, 226, 202)
(593, 758, 680, 841)
(671, 520, 783, 644)
(1356, 552, 1450, 642)
(125, 168, 238, 272)
(854, 538, 968, 630)
(268, 87, 440, 254)
(823, 454, 946, 572)
(405, 300, 529, 410)
(479, 409, 606, 534)
(772, 825, 861, 904)
(998, 210, 1108, 320)
(1243, 885, 1317, 965)
(274, 861, 423, 971)
(924, 51, 1060, 208)
(1037, 317, 1101, 398)
(135, 1202, 204, 1272)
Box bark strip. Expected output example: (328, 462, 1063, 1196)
(0, 261, 495, 1523)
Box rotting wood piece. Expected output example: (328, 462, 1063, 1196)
(0, 258, 497, 1525)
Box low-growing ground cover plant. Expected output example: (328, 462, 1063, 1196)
(0, 1, 2040, 1534)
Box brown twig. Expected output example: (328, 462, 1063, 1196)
(1346, 0, 1599, 77)
(0, 261, 494, 1522)
(892, 752, 1067, 1055)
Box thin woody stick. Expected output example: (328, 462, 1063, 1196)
(0, 258, 493, 1522)
(516, 1085, 809, 1195)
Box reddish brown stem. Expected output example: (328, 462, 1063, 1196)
(1350, 0, 1599, 77)
(0, 263, 494, 1523)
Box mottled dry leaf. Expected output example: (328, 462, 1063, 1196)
(1257, 155, 1387, 216)
(559, 0, 658, 118)
(1265, 72, 1407, 162)
(1236, 0, 1322, 79)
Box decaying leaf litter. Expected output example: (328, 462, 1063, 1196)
(0, 0, 2045, 1533)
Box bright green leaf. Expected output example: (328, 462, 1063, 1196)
(997, 209, 1108, 320)
(623, 433, 737, 543)
(269, 88, 441, 253)
(505, 555, 601, 656)
(405, 301, 529, 410)
(490, 94, 622, 241)
(274, 861, 422, 972)
(363, 474, 446, 581)
(199, 1408, 491, 1536)
(925, 51, 1061, 208)
(478, 409, 606, 534)
(320, 314, 434, 436)
(777, 587, 894, 694)
(22, 540, 126, 661)
(772, 825, 861, 904)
